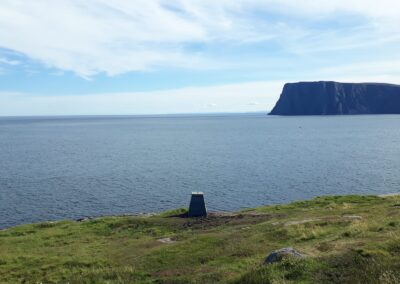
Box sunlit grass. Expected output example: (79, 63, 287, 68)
(0, 195, 399, 283)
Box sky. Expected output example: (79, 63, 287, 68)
(0, 0, 400, 116)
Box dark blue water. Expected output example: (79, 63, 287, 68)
(1, 114, 400, 228)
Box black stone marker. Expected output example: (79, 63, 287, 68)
(188, 192, 207, 217)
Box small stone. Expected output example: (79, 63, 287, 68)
(76, 217, 93, 222)
(264, 247, 305, 264)
(157, 238, 176, 244)
(284, 219, 317, 226)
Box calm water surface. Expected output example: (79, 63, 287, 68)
(1, 114, 399, 228)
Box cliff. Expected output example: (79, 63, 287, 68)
(269, 81, 400, 115)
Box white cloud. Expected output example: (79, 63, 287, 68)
(0, 0, 399, 76)
(0, 81, 283, 116)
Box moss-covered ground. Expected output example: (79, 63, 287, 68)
(0, 195, 399, 283)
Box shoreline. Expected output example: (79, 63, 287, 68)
(2, 192, 399, 231)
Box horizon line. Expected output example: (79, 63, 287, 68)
(0, 111, 270, 119)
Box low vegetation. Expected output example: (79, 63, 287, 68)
(0, 195, 399, 283)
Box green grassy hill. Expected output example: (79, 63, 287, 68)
(0, 195, 399, 283)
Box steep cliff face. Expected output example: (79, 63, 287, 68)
(269, 81, 400, 115)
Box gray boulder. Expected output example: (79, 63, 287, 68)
(264, 247, 305, 264)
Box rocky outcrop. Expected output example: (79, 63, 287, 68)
(269, 81, 400, 115)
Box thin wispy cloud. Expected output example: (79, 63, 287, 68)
(0, 57, 20, 66)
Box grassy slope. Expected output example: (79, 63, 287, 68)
(0, 195, 399, 284)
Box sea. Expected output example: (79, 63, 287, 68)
(1, 114, 399, 228)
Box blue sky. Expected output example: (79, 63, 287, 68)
(0, 0, 400, 115)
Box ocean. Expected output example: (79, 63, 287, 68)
(1, 114, 399, 228)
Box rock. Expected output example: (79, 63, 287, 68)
(135, 213, 158, 217)
(269, 81, 400, 115)
(157, 237, 176, 244)
(284, 219, 317, 226)
(264, 247, 306, 264)
(75, 217, 93, 222)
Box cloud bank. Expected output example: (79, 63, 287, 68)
(0, 81, 284, 116)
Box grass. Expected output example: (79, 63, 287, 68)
(0, 194, 399, 283)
